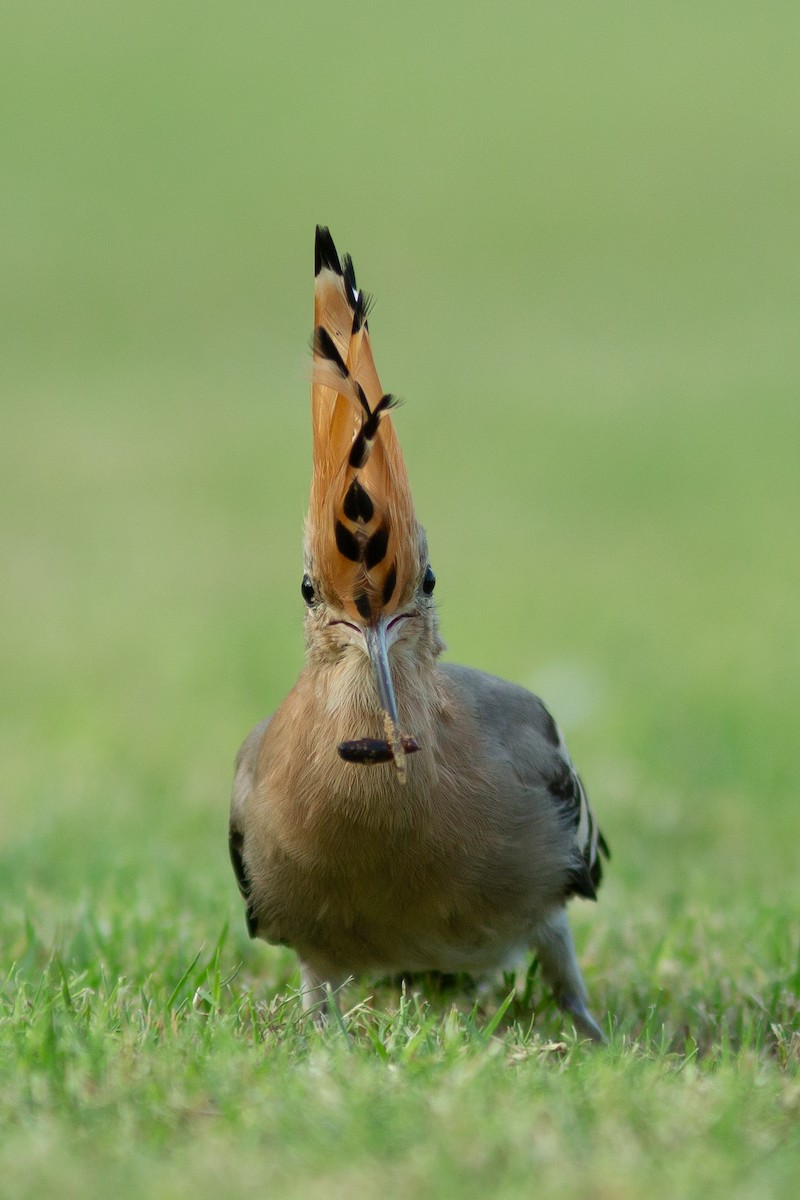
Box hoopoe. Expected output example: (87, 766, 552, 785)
(229, 227, 609, 1041)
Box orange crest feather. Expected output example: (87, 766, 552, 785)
(306, 227, 420, 622)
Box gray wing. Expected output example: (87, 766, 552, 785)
(228, 716, 271, 937)
(439, 663, 609, 900)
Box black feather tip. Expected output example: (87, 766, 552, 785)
(334, 519, 361, 562)
(314, 326, 348, 376)
(348, 394, 398, 468)
(364, 525, 389, 569)
(343, 479, 375, 524)
(315, 225, 342, 276)
(342, 253, 372, 331)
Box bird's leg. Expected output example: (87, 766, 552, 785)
(299, 961, 347, 1027)
(531, 909, 606, 1044)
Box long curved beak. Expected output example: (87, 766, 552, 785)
(364, 619, 407, 783)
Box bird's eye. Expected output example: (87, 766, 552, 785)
(301, 574, 316, 605)
(422, 564, 436, 595)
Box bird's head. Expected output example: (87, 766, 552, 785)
(301, 227, 443, 782)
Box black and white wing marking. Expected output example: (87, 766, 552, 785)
(228, 823, 258, 937)
(228, 715, 271, 938)
(545, 721, 610, 901)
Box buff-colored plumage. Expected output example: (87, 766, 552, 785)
(228, 227, 609, 1042)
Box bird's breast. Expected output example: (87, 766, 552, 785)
(245, 661, 572, 975)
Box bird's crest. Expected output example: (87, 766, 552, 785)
(306, 227, 420, 622)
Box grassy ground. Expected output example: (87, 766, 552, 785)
(2, 4, 799, 1197)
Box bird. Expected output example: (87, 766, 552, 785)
(229, 226, 609, 1042)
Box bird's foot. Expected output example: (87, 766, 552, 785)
(558, 993, 607, 1044)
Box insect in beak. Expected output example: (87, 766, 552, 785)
(337, 617, 418, 782)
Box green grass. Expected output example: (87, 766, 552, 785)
(1, 3, 799, 1197)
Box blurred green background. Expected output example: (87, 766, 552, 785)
(2, 0, 798, 978)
